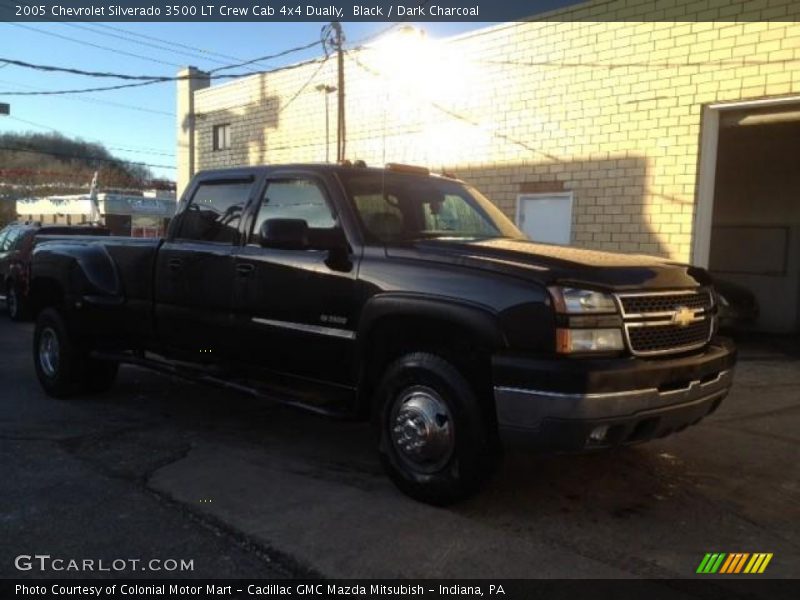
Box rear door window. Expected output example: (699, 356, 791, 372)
(249, 178, 337, 245)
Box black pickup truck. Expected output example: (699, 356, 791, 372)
(28, 163, 736, 504)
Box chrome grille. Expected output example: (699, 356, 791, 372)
(627, 320, 713, 354)
(620, 290, 713, 317)
(615, 289, 715, 356)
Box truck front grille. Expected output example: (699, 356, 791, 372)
(615, 289, 715, 356)
(620, 290, 713, 316)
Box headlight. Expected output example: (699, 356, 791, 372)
(549, 286, 624, 353)
(549, 286, 617, 314)
(556, 328, 625, 353)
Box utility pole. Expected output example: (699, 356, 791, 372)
(330, 22, 346, 163)
(321, 23, 346, 162)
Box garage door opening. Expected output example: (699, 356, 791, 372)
(707, 104, 800, 335)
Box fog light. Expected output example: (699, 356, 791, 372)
(588, 425, 609, 444)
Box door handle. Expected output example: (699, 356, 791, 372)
(236, 263, 255, 277)
(167, 258, 183, 271)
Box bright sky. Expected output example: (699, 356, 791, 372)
(0, 21, 491, 180)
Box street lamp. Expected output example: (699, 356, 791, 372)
(315, 84, 337, 163)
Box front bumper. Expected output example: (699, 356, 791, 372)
(493, 338, 736, 451)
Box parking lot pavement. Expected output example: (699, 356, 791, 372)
(1, 316, 798, 578)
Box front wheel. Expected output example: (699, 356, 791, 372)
(374, 352, 498, 505)
(33, 308, 118, 398)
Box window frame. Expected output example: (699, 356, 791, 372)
(175, 177, 256, 246)
(246, 175, 340, 248)
(212, 123, 231, 151)
(515, 191, 574, 245)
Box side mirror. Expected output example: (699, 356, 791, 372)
(259, 218, 309, 250)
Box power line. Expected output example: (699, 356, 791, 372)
(0, 166, 173, 184)
(280, 56, 330, 114)
(62, 22, 236, 69)
(91, 22, 262, 64)
(0, 78, 175, 116)
(4, 116, 175, 157)
(0, 56, 173, 80)
(71, 22, 279, 73)
(0, 56, 326, 96)
(5, 23, 185, 68)
(0, 79, 168, 97)
(0, 145, 176, 170)
(208, 38, 322, 73)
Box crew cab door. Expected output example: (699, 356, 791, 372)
(231, 171, 358, 400)
(154, 173, 259, 358)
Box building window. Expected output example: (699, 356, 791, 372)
(212, 124, 231, 151)
(516, 192, 574, 245)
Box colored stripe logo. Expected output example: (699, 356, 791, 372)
(697, 553, 773, 574)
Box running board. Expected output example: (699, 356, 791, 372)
(90, 350, 350, 419)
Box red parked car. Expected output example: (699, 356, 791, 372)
(0, 222, 110, 320)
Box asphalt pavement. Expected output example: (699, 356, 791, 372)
(1, 317, 798, 579)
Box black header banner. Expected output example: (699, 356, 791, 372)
(0, 0, 578, 22)
(0, 0, 794, 22)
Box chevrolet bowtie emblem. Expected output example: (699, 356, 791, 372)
(672, 306, 695, 327)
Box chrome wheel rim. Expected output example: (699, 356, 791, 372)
(38, 327, 60, 378)
(390, 385, 454, 473)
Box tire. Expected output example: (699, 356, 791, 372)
(6, 281, 29, 321)
(33, 308, 118, 398)
(374, 352, 498, 505)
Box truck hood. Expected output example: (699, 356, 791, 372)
(386, 237, 712, 290)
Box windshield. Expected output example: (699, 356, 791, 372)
(338, 171, 525, 243)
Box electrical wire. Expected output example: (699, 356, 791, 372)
(60, 22, 265, 71)
(5, 116, 175, 157)
(5, 23, 185, 68)
(0, 56, 330, 166)
(0, 78, 175, 116)
(0, 56, 173, 80)
(90, 22, 273, 67)
(278, 57, 330, 114)
(0, 79, 169, 97)
(0, 145, 176, 170)
(208, 39, 322, 74)
(0, 56, 328, 96)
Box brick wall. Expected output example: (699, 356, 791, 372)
(190, 0, 800, 261)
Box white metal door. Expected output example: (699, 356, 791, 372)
(516, 192, 573, 245)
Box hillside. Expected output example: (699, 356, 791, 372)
(0, 131, 165, 226)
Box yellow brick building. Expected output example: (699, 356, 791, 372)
(177, 0, 800, 333)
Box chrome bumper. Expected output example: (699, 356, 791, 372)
(495, 369, 733, 434)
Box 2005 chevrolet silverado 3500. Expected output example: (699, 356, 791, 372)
(28, 163, 736, 504)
